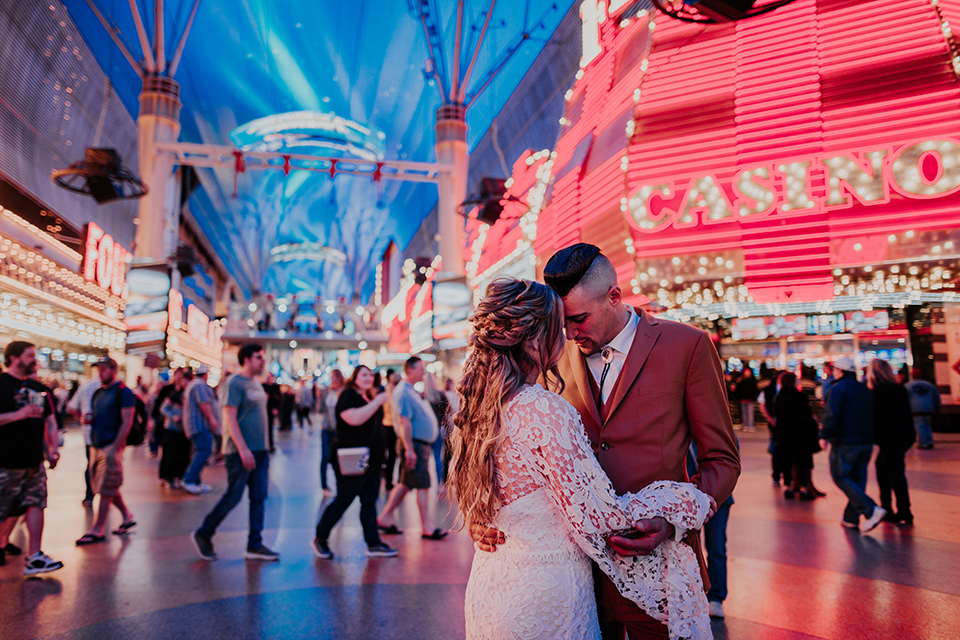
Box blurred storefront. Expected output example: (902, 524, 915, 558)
(0, 186, 127, 379)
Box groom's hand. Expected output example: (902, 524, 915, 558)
(469, 523, 506, 552)
(608, 517, 674, 556)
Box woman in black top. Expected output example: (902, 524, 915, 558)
(867, 358, 915, 524)
(774, 372, 821, 500)
(312, 365, 397, 558)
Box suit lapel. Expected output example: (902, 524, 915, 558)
(567, 340, 602, 430)
(605, 309, 660, 423)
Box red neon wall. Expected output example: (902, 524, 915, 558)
(515, 0, 960, 304)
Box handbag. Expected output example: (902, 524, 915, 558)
(337, 447, 371, 476)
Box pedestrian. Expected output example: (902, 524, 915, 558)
(758, 371, 791, 487)
(182, 365, 219, 494)
(159, 368, 193, 489)
(377, 357, 447, 539)
(821, 356, 886, 532)
(319, 370, 344, 495)
(734, 367, 758, 431)
(687, 442, 734, 620)
(192, 344, 278, 561)
(312, 365, 397, 559)
(67, 374, 102, 506)
(775, 372, 823, 500)
(76, 356, 137, 545)
(296, 379, 314, 431)
(423, 372, 450, 486)
(867, 359, 915, 525)
(380, 369, 401, 491)
(0, 341, 63, 574)
(905, 367, 940, 450)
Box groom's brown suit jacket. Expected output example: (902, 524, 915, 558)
(555, 308, 740, 585)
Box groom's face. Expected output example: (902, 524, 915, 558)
(561, 284, 622, 356)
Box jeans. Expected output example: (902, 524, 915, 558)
(828, 444, 877, 523)
(704, 500, 731, 603)
(198, 451, 269, 548)
(432, 434, 445, 484)
(913, 416, 933, 448)
(315, 462, 382, 548)
(184, 429, 214, 486)
(740, 401, 755, 429)
(319, 430, 334, 490)
(876, 445, 911, 516)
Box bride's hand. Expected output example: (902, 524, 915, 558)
(469, 522, 506, 552)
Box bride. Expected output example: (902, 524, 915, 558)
(450, 278, 714, 640)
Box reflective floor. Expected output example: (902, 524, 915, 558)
(1, 423, 958, 640)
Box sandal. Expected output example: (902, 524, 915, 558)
(421, 528, 448, 540)
(112, 521, 137, 535)
(75, 533, 106, 546)
(378, 524, 403, 535)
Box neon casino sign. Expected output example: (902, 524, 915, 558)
(625, 139, 960, 234)
(81, 222, 129, 297)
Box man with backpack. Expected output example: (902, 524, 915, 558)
(76, 356, 137, 545)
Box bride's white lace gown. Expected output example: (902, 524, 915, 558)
(464, 384, 713, 640)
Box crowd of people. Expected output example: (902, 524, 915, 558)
(0, 338, 459, 574)
(726, 356, 938, 529)
(0, 240, 948, 638)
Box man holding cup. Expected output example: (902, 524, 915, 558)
(0, 341, 63, 575)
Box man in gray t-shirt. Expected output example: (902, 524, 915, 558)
(377, 357, 447, 539)
(194, 344, 278, 562)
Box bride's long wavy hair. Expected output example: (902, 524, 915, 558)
(450, 277, 566, 527)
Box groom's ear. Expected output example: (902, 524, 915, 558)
(607, 286, 622, 306)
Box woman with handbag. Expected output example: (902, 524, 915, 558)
(312, 365, 398, 559)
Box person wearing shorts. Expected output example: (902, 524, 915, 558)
(377, 357, 447, 539)
(0, 341, 62, 575)
(76, 356, 137, 546)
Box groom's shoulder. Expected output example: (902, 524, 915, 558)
(644, 312, 707, 344)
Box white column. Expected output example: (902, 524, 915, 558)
(434, 104, 467, 278)
(136, 75, 182, 261)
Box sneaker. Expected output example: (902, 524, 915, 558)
(182, 483, 212, 495)
(771, 479, 781, 487)
(783, 489, 795, 499)
(23, 551, 63, 576)
(840, 519, 859, 529)
(861, 506, 887, 533)
(311, 538, 333, 559)
(191, 531, 217, 561)
(245, 545, 280, 561)
(708, 600, 725, 619)
(4, 542, 22, 556)
(366, 544, 399, 558)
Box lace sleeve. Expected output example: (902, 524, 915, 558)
(511, 389, 713, 640)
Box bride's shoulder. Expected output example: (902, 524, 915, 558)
(514, 384, 578, 419)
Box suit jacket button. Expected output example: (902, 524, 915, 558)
(600, 442, 610, 451)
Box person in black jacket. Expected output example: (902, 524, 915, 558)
(734, 367, 759, 432)
(312, 365, 397, 559)
(774, 372, 822, 500)
(821, 356, 886, 532)
(866, 359, 915, 525)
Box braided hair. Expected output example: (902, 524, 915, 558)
(450, 278, 566, 527)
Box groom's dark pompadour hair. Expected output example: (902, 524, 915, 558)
(543, 243, 602, 298)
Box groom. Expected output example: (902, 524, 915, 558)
(473, 243, 740, 639)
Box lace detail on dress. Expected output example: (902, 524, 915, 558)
(487, 384, 713, 640)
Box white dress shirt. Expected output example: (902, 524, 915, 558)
(586, 306, 640, 405)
